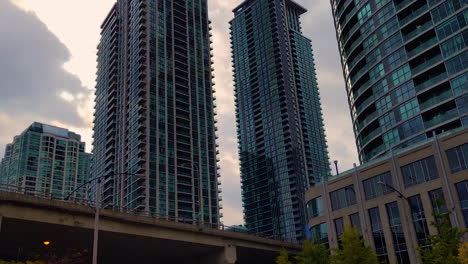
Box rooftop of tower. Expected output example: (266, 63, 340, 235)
(233, 0, 307, 16)
(24, 122, 82, 141)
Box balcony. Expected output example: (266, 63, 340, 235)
(395, 0, 415, 11)
(407, 36, 438, 58)
(419, 85, 453, 111)
(360, 127, 382, 146)
(399, 3, 429, 26)
(355, 94, 375, 115)
(356, 110, 378, 131)
(415, 71, 448, 93)
(423, 105, 459, 129)
(411, 54, 443, 75)
(404, 19, 433, 41)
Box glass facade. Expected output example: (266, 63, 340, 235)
(350, 212, 362, 232)
(230, 0, 331, 241)
(310, 223, 329, 245)
(368, 207, 390, 264)
(401, 156, 439, 187)
(94, 0, 220, 225)
(386, 202, 410, 264)
(307, 196, 324, 220)
(330, 185, 357, 211)
(446, 143, 468, 173)
(331, 0, 468, 162)
(0, 123, 91, 200)
(408, 195, 431, 247)
(363, 171, 394, 200)
(455, 180, 468, 226)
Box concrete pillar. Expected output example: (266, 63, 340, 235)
(200, 245, 237, 264)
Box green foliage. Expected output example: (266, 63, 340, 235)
(418, 205, 466, 264)
(294, 240, 330, 264)
(459, 242, 468, 264)
(331, 226, 378, 264)
(276, 240, 330, 264)
(276, 249, 293, 264)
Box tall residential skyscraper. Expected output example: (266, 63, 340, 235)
(331, 0, 467, 163)
(94, 0, 220, 225)
(231, 0, 331, 241)
(0, 122, 91, 200)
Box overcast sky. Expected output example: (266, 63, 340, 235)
(1, 0, 358, 225)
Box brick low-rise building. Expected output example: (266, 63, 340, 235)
(305, 127, 468, 264)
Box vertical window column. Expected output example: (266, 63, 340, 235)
(386, 202, 410, 264)
(408, 195, 431, 247)
(369, 207, 390, 264)
(455, 181, 468, 227)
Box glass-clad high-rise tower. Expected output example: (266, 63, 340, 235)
(331, 0, 467, 162)
(0, 122, 91, 200)
(94, 0, 220, 225)
(231, 0, 331, 241)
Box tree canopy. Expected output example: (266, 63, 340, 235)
(331, 226, 378, 264)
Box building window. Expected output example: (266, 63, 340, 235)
(330, 185, 356, 211)
(399, 98, 420, 120)
(446, 51, 468, 76)
(401, 156, 439, 188)
(307, 196, 324, 220)
(311, 223, 329, 245)
(436, 13, 467, 41)
(408, 195, 431, 247)
(455, 181, 468, 227)
(446, 143, 468, 173)
(350, 212, 361, 232)
(440, 32, 466, 58)
(428, 188, 451, 230)
(456, 94, 468, 115)
(386, 202, 410, 264)
(391, 64, 411, 86)
(368, 207, 390, 264)
(335, 217, 345, 247)
(451, 72, 467, 95)
(363, 172, 394, 200)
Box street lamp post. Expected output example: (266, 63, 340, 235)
(64, 173, 143, 264)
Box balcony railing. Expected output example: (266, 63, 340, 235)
(356, 110, 379, 131)
(361, 127, 383, 146)
(395, 0, 415, 11)
(415, 71, 448, 92)
(424, 108, 459, 128)
(419, 89, 453, 110)
(411, 54, 443, 75)
(407, 37, 438, 58)
(404, 20, 433, 41)
(399, 4, 429, 26)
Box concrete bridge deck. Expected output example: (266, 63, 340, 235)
(0, 191, 300, 263)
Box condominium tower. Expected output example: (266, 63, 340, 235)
(0, 122, 91, 200)
(93, 0, 220, 224)
(331, 0, 467, 163)
(231, 0, 331, 241)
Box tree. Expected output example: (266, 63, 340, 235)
(276, 249, 293, 264)
(459, 242, 468, 264)
(419, 206, 466, 264)
(294, 240, 330, 264)
(330, 226, 378, 264)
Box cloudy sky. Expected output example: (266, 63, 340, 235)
(1, 0, 358, 225)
